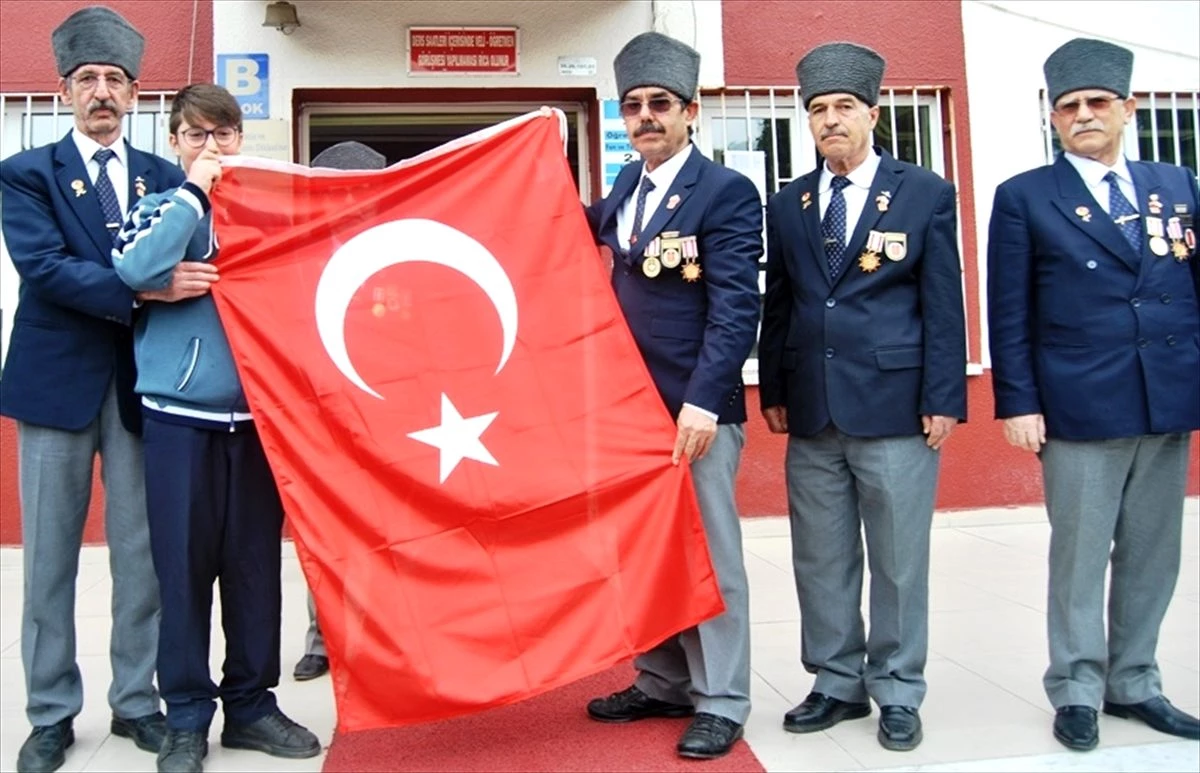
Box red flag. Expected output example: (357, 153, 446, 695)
(210, 110, 723, 731)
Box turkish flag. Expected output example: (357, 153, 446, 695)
(210, 110, 723, 731)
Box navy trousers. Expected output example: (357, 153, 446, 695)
(142, 413, 284, 732)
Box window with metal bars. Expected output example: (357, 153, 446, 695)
(0, 91, 177, 160)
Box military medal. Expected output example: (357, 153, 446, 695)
(859, 230, 884, 272)
(802, 191, 812, 210)
(71, 179, 86, 197)
(1148, 193, 1163, 215)
(680, 236, 701, 281)
(1185, 228, 1196, 250)
(642, 256, 662, 278)
(134, 176, 147, 199)
(1075, 205, 1091, 222)
(1147, 216, 1168, 256)
(876, 191, 891, 212)
(644, 236, 662, 258)
(1167, 217, 1188, 260)
(1149, 237, 1169, 256)
(884, 232, 907, 261)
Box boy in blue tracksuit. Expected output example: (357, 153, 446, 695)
(113, 83, 319, 773)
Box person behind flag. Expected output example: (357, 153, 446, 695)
(582, 31, 762, 761)
(988, 38, 1200, 751)
(291, 140, 389, 684)
(111, 83, 321, 773)
(0, 6, 210, 771)
(757, 42, 967, 752)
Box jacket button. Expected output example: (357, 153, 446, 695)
(1166, 335, 1177, 346)
(1161, 293, 1172, 304)
(1085, 260, 1098, 269)
(1130, 297, 1141, 307)
(825, 298, 837, 308)
(1137, 338, 1149, 348)
(825, 348, 835, 359)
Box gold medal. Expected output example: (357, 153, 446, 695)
(1171, 240, 1189, 260)
(1075, 205, 1091, 222)
(1149, 236, 1169, 256)
(858, 251, 882, 273)
(642, 256, 662, 278)
(884, 232, 907, 261)
(661, 245, 682, 269)
(682, 260, 702, 282)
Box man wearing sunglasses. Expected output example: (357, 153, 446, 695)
(988, 38, 1200, 751)
(0, 7, 207, 771)
(582, 31, 762, 761)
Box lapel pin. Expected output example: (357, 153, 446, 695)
(134, 176, 146, 199)
(1075, 205, 1091, 222)
(876, 191, 892, 212)
(666, 194, 681, 211)
(1148, 193, 1163, 215)
(71, 179, 86, 197)
(802, 191, 812, 210)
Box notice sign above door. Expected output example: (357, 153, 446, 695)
(408, 27, 519, 74)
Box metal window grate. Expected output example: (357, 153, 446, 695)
(1, 90, 177, 160)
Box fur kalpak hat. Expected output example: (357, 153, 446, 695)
(52, 6, 145, 78)
(796, 42, 885, 109)
(614, 32, 701, 103)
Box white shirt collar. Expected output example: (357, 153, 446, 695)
(640, 143, 693, 191)
(1063, 151, 1132, 189)
(72, 128, 127, 167)
(819, 148, 881, 192)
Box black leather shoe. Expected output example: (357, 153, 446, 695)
(676, 713, 744, 759)
(292, 654, 330, 681)
(221, 709, 321, 758)
(1053, 705, 1098, 751)
(16, 719, 73, 773)
(878, 705, 923, 751)
(156, 729, 208, 773)
(1104, 695, 1200, 740)
(586, 685, 694, 723)
(783, 691, 871, 733)
(112, 711, 167, 753)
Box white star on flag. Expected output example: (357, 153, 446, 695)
(407, 393, 499, 483)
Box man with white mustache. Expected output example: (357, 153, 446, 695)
(988, 38, 1200, 751)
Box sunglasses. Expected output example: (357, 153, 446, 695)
(1054, 95, 1122, 117)
(619, 97, 682, 118)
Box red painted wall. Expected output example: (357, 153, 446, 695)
(0, 0, 213, 92)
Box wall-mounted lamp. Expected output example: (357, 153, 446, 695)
(263, 1, 301, 34)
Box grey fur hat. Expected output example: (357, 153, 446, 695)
(311, 141, 387, 170)
(1043, 38, 1133, 107)
(52, 6, 144, 78)
(796, 42, 885, 108)
(614, 32, 700, 102)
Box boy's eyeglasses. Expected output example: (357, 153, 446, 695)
(619, 97, 682, 118)
(178, 127, 241, 148)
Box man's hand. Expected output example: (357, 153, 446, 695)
(673, 404, 718, 465)
(762, 405, 788, 434)
(922, 415, 958, 450)
(1003, 413, 1046, 453)
(136, 261, 219, 303)
(186, 148, 223, 194)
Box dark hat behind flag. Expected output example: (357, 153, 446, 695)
(311, 141, 387, 171)
(795, 42, 885, 109)
(614, 32, 700, 102)
(1043, 38, 1133, 107)
(52, 6, 144, 78)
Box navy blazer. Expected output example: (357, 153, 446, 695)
(759, 150, 967, 438)
(587, 147, 762, 423)
(0, 132, 184, 434)
(988, 155, 1200, 440)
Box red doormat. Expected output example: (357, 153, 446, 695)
(322, 663, 764, 772)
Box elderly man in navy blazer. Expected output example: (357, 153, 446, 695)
(0, 7, 214, 772)
(988, 38, 1200, 751)
(581, 32, 762, 761)
(758, 42, 966, 752)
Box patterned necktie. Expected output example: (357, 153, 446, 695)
(822, 176, 851, 274)
(93, 148, 123, 247)
(1104, 170, 1141, 253)
(629, 175, 656, 248)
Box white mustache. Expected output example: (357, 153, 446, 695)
(1072, 122, 1104, 135)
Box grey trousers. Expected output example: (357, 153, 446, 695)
(18, 381, 160, 726)
(304, 590, 326, 657)
(634, 424, 752, 724)
(786, 427, 940, 708)
(1041, 433, 1190, 709)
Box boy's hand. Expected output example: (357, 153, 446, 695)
(186, 148, 223, 194)
(136, 261, 219, 303)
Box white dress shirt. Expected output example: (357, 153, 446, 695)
(1063, 151, 1139, 215)
(616, 144, 694, 252)
(71, 128, 130, 215)
(818, 148, 882, 242)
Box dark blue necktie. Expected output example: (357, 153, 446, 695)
(93, 148, 123, 247)
(1104, 171, 1141, 252)
(629, 175, 656, 247)
(822, 176, 851, 274)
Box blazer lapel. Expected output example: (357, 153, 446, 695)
(633, 146, 703, 256)
(1129, 161, 1163, 282)
(53, 133, 112, 258)
(1050, 155, 1140, 273)
(603, 163, 641, 266)
(834, 150, 904, 287)
(792, 171, 830, 285)
(126, 143, 158, 211)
